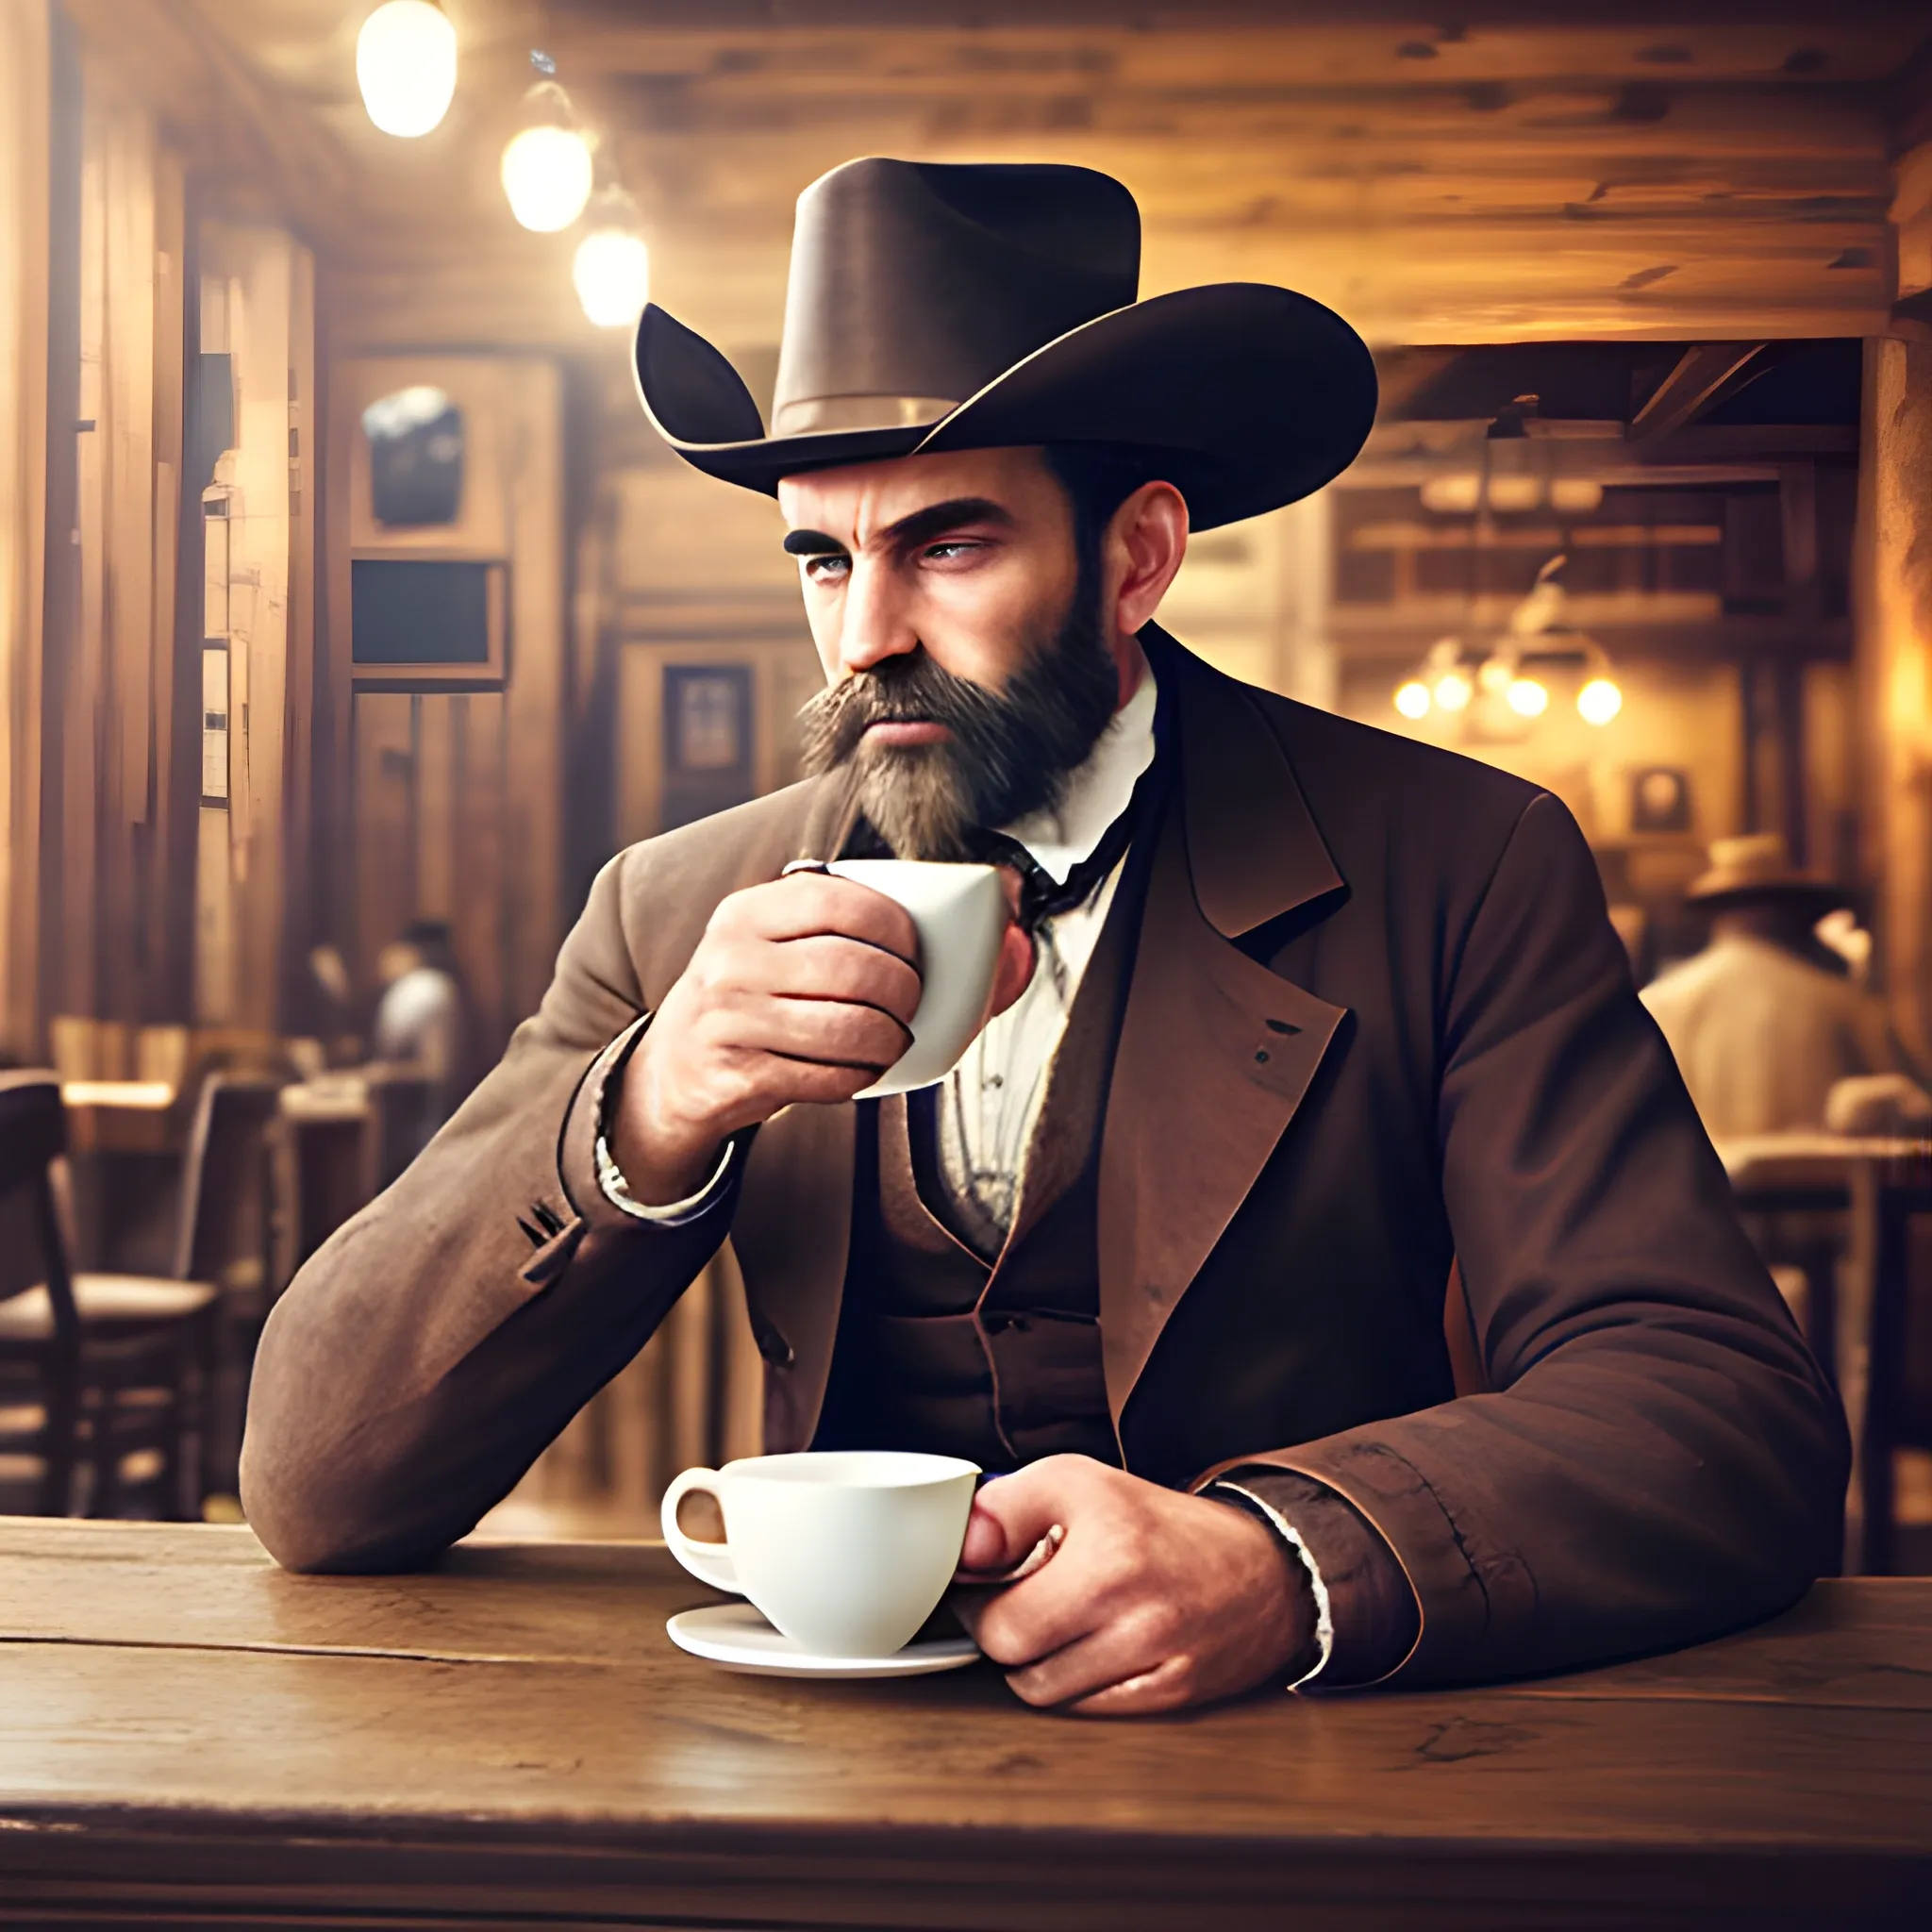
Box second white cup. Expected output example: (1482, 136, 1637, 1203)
(659, 1449, 980, 1657)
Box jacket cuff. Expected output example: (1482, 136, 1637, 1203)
(558, 1014, 652, 1233)
(1212, 1466, 1422, 1690)
(1195, 1431, 1514, 1687)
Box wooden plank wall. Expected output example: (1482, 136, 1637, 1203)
(326, 356, 565, 1058)
(0, 0, 51, 1058)
(37, 58, 196, 1043)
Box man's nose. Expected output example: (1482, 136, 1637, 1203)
(836, 558, 920, 676)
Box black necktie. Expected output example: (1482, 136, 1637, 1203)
(968, 734, 1170, 934)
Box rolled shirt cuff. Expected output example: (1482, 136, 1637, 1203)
(1208, 1467, 1423, 1690)
(1208, 1479, 1334, 1690)
(596, 1130, 740, 1226)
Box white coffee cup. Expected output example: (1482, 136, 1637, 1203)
(659, 1449, 979, 1657)
(824, 858, 1007, 1098)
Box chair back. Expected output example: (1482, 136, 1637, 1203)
(0, 1072, 79, 1350)
(363, 1068, 435, 1192)
(269, 1085, 375, 1293)
(172, 1073, 284, 1300)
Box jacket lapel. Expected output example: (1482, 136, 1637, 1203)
(1097, 634, 1349, 1418)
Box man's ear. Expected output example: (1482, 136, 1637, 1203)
(1107, 481, 1190, 639)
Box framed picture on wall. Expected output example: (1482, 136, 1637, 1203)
(349, 557, 509, 691)
(661, 663, 755, 831)
(1631, 766, 1692, 835)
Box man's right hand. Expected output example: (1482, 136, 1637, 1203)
(607, 872, 924, 1206)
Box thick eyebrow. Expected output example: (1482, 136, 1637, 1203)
(780, 496, 1016, 561)
(881, 496, 1015, 551)
(782, 527, 846, 557)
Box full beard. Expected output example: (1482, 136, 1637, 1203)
(798, 590, 1122, 862)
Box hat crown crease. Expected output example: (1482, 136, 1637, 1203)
(771, 158, 1140, 441)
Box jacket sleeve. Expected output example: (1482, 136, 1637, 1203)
(1224, 791, 1851, 1686)
(242, 847, 732, 1573)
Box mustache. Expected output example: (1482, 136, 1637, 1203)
(797, 650, 1011, 773)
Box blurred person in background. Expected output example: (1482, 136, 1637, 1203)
(372, 919, 474, 1141)
(1642, 834, 1927, 1140)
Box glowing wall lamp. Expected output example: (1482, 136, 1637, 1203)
(356, 1, 457, 139)
(1506, 676, 1551, 719)
(574, 228, 651, 327)
(1577, 676, 1624, 726)
(502, 123, 594, 232)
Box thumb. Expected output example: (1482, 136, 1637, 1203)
(986, 875, 1036, 1021)
(957, 1465, 1063, 1574)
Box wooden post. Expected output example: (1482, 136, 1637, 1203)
(1854, 335, 1932, 1061)
(0, 0, 52, 1056)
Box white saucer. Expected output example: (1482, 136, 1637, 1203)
(666, 1602, 981, 1679)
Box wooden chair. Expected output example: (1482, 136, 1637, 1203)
(174, 1073, 284, 1496)
(1860, 1153, 1932, 1574)
(0, 1071, 220, 1518)
(0, 1077, 82, 1514)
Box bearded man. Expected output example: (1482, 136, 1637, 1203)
(244, 159, 1847, 1712)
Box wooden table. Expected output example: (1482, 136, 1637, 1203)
(2, 1521, 1927, 1929)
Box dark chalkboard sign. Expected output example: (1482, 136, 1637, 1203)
(350, 558, 507, 691)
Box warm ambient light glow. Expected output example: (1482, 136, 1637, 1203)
(1432, 671, 1474, 712)
(1507, 677, 1550, 718)
(1578, 676, 1624, 725)
(356, 1, 457, 138)
(1393, 680, 1431, 720)
(501, 125, 594, 232)
(573, 229, 651, 326)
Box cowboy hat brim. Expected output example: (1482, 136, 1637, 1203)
(1686, 875, 1849, 914)
(633, 283, 1377, 532)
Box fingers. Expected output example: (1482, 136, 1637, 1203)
(987, 919, 1037, 1021)
(955, 1457, 1090, 1575)
(720, 874, 920, 964)
(732, 933, 923, 1028)
(997, 1606, 1194, 1713)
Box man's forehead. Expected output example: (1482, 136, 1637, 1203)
(777, 446, 1056, 540)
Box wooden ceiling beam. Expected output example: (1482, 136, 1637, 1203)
(1627, 341, 1767, 440)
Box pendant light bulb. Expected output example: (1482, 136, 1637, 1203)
(1578, 676, 1624, 726)
(573, 229, 652, 328)
(1393, 681, 1432, 721)
(356, 1, 457, 139)
(1506, 677, 1550, 719)
(501, 125, 594, 232)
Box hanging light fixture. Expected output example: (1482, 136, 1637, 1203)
(503, 124, 594, 231)
(1577, 675, 1624, 726)
(502, 61, 595, 233)
(574, 227, 651, 327)
(356, 1, 457, 139)
(1506, 676, 1551, 718)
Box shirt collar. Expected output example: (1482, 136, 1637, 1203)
(997, 659, 1159, 887)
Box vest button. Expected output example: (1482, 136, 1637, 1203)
(757, 1326, 794, 1370)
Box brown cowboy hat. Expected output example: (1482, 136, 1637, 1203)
(632, 158, 1378, 532)
(1686, 834, 1847, 916)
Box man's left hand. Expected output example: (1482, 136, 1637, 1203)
(951, 1455, 1313, 1715)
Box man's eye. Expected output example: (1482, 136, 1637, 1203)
(923, 541, 981, 563)
(802, 554, 849, 582)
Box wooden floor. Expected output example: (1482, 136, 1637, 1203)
(1, 1519, 1928, 1929)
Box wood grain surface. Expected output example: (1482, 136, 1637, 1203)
(2, 1519, 1928, 1929)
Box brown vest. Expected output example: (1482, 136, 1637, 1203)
(813, 856, 1142, 1472)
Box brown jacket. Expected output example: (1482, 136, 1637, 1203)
(242, 634, 1849, 1687)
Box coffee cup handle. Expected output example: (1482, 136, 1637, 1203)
(659, 1467, 740, 1592)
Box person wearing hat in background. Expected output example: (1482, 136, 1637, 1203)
(243, 158, 1845, 1712)
(1642, 833, 1929, 1141)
